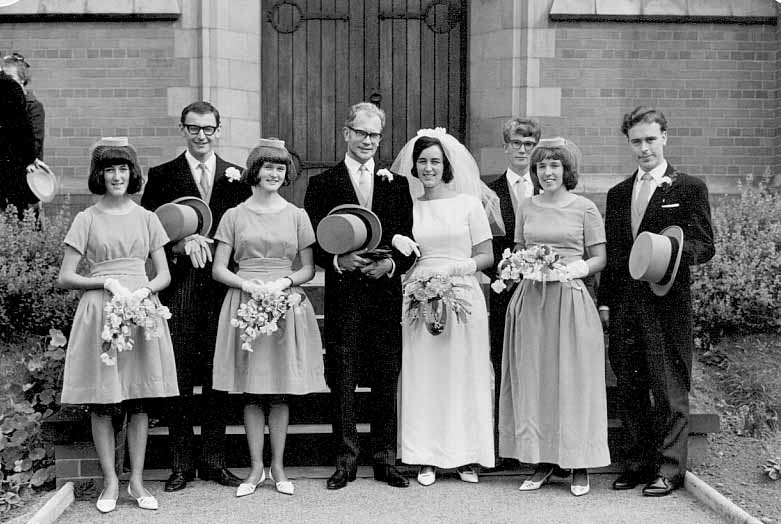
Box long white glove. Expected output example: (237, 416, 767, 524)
(131, 287, 151, 300)
(565, 259, 590, 280)
(241, 279, 266, 298)
(446, 259, 477, 277)
(265, 277, 291, 295)
(103, 278, 131, 297)
(184, 234, 214, 269)
(392, 234, 421, 257)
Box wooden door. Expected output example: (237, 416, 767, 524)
(262, 0, 467, 199)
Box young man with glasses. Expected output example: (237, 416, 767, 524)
(486, 117, 541, 467)
(304, 102, 414, 490)
(141, 101, 251, 492)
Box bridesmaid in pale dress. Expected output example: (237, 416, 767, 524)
(211, 138, 326, 497)
(58, 138, 178, 513)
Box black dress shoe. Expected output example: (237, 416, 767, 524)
(642, 476, 680, 497)
(199, 467, 242, 487)
(164, 471, 195, 492)
(373, 465, 409, 488)
(612, 471, 651, 490)
(326, 468, 356, 490)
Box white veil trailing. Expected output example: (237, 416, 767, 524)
(390, 127, 506, 236)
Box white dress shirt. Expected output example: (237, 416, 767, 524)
(184, 150, 216, 197)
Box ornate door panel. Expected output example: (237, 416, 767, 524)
(262, 0, 467, 179)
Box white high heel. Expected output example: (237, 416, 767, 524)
(457, 466, 479, 483)
(269, 469, 295, 495)
(518, 466, 554, 491)
(236, 469, 266, 497)
(570, 470, 590, 497)
(417, 466, 436, 486)
(127, 485, 158, 510)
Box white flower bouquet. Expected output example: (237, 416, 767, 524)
(403, 274, 471, 336)
(231, 289, 303, 351)
(101, 295, 172, 366)
(491, 245, 568, 293)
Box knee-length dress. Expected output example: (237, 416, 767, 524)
(60, 203, 179, 404)
(399, 194, 495, 468)
(211, 202, 327, 395)
(498, 194, 610, 469)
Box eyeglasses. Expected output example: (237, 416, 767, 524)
(347, 126, 382, 143)
(507, 139, 537, 150)
(183, 124, 218, 136)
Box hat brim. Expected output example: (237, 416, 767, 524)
(171, 196, 212, 237)
(326, 204, 382, 253)
(649, 225, 684, 297)
(26, 165, 58, 203)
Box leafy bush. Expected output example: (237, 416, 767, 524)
(0, 206, 80, 342)
(0, 329, 67, 514)
(692, 176, 781, 349)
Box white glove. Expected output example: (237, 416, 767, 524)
(241, 279, 266, 298)
(184, 234, 214, 269)
(565, 259, 590, 280)
(446, 259, 477, 277)
(265, 277, 291, 295)
(392, 234, 420, 257)
(131, 287, 151, 300)
(103, 278, 131, 297)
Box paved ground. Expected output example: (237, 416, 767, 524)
(55, 468, 727, 524)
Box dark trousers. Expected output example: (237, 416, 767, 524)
(608, 300, 690, 483)
(489, 288, 512, 457)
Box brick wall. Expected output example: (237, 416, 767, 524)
(0, 20, 190, 199)
(535, 21, 777, 193)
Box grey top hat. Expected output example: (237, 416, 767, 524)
(316, 204, 382, 255)
(154, 196, 212, 242)
(629, 225, 684, 296)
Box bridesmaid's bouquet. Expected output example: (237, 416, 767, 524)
(403, 274, 471, 336)
(231, 289, 303, 351)
(490, 245, 568, 293)
(101, 295, 172, 366)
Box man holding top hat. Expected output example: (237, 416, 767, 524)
(304, 102, 415, 490)
(598, 106, 714, 497)
(141, 101, 251, 492)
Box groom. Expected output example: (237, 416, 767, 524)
(305, 102, 414, 489)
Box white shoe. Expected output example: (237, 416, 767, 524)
(95, 489, 117, 513)
(571, 470, 590, 497)
(417, 466, 436, 486)
(269, 469, 295, 495)
(236, 469, 266, 497)
(518, 466, 554, 491)
(127, 485, 158, 510)
(457, 466, 479, 483)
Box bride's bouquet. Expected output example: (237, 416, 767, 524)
(403, 273, 471, 336)
(101, 294, 172, 366)
(490, 245, 568, 293)
(231, 289, 302, 351)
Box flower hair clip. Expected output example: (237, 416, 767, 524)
(225, 167, 241, 182)
(377, 168, 394, 182)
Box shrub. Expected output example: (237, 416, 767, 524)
(691, 175, 781, 349)
(0, 329, 67, 514)
(0, 206, 80, 342)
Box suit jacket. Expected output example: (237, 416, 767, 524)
(598, 164, 715, 380)
(140, 152, 251, 384)
(0, 73, 36, 209)
(486, 172, 517, 281)
(304, 161, 414, 380)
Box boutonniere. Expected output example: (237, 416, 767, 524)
(660, 175, 673, 188)
(225, 167, 241, 182)
(377, 168, 394, 182)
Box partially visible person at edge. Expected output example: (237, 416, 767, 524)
(394, 132, 495, 486)
(486, 117, 541, 466)
(211, 138, 327, 498)
(599, 107, 715, 497)
(2, 53, 45, 159)
(0, 67, 36, 217)
(498, 137, 610, 497)
(57, 137, 178, 514)
(140, 101, 251, 492)
(304, 102, 415, 490)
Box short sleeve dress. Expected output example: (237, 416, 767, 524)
(211, 202, 327, 395)
(60, 203, 179, 404)
(497, 194, 610, 469)
(398, 194, 495, 468)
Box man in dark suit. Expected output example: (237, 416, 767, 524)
(486, 118, 541, 435)
(304, 102, 414, 490)
(141, 101, 251, 491)
(598, 106, 714, 497)
(0, 69, 36, 217)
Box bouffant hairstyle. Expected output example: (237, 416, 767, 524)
(88, 142, 144, 195)
(502, 117, 541, 144)
(242, 138, 293, 187)
(620, 106, 667, 137)
(410, 136, 454, 183)
(529, 140, 579, 191)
